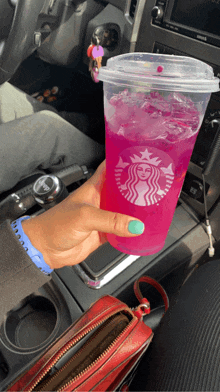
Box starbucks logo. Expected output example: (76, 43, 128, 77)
(115, 146, 174, 206)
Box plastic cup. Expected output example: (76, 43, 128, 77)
(98, 53, 219, 256)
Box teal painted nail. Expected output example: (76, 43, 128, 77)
(128, 220, 145, 235)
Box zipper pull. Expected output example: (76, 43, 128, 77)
(132, 299, 150, 319)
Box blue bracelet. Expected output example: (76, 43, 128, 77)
(10, 216, 53, 275)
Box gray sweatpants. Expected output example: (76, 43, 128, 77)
(0, 83, 105, 192)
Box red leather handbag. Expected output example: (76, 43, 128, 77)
(7, 277, 168, 392)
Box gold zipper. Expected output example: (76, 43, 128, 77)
(35, 313, 124, 391)
(57, 317, 136, 392)
(26, 305, 132, 392)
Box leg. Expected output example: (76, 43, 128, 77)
(0, 82, 104, 143)
(0, 110, 105, 192)
(0, 82, 57, 124)
(131, 259, 220, 391)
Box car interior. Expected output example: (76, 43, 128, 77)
(1, 0, 220, 389)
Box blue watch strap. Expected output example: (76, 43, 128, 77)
(11, 216, 53, 275)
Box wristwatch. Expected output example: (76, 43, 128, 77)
(10, 216, 53, 275)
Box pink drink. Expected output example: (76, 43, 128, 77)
(98, 53, 218, 255)
(105, 90, 203, 255)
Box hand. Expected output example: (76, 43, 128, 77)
(22, 162, 144, 269)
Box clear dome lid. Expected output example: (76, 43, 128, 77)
(98, 53, 220, 92)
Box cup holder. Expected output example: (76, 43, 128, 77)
(4, 296, 58, 351)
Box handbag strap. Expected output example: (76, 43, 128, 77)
(133, 276, 169, 318)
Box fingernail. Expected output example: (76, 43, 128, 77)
(128, 220, 145, 234)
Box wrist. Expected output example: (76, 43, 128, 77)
(11, 217, 53, 275)
(22, 217, 54, 269)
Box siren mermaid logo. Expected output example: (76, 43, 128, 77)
(115, 147, 174, 206)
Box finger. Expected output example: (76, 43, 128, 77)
(88, 160, 106, 185)
(67, 160, 106, 205)
(83, 160, 106, 193)
(77, 204, 145, 237)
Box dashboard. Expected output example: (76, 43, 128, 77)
(79, 0, 220, 220)
(134, 0, 220, 221)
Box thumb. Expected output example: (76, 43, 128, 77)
(79, 205, 145, 237)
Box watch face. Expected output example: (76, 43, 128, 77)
(33, 175, 55, 196)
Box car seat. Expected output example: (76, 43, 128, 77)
(130, 259, 220, 391)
